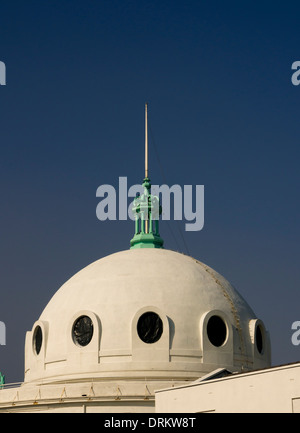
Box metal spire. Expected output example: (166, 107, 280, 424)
(145, 103, 148, 179)
(130, 103, 164, 249)
(145, 103, 149, 233)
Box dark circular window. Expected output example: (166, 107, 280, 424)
(72, 316, 94, 347)
(255, 324, 264, 354)
(207, 315, 227, 347)
(137, 311, 163, 344)
(33, 325, 43, 355)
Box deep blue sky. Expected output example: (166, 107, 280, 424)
(0, 1, 299, 383)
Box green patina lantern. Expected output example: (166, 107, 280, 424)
(0, 372, 5, 389)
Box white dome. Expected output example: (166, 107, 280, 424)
(24, 248, 271, 384)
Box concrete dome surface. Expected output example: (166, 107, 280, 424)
(24, 248, 271, 384)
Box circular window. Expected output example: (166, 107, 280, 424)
(207, 315, 227, 347)
(255, 324, 264, 354)
(33, 325, 43, 355)
(72, 316, 94, 347)
(137, 311, 163, 344)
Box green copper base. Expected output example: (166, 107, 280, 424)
(130, 233, 164, 249)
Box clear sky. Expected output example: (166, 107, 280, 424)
(0, 0, 299, 383)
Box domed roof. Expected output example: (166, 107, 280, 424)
(24, 248, 271, 384)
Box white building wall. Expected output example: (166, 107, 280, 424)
(0, 379, 160, 412)
(155, 362, 300, 413)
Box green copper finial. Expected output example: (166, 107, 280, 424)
(130, 177, 164, 249)
(0, 372, 5, 389)
(130, 104, 164, 249)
